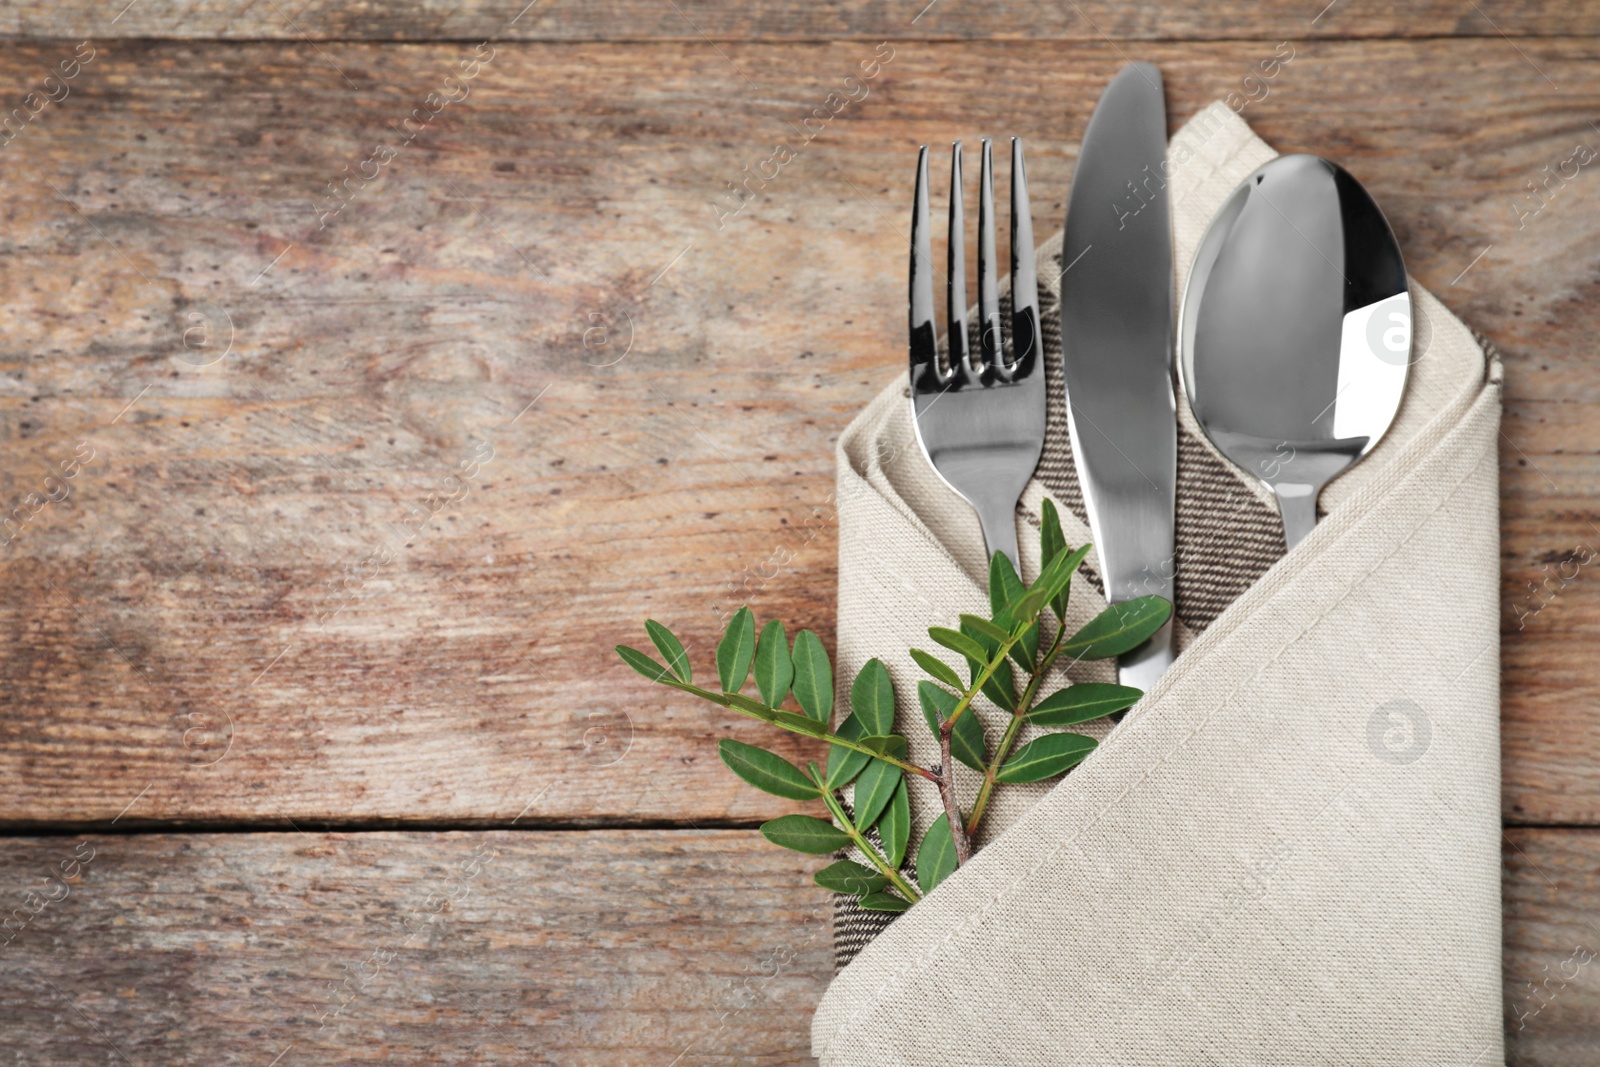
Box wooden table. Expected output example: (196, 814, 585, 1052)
(0, 3, 1596, 1062)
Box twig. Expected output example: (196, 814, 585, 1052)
(936, 627, 1025, 734)
(967, 621, 1065, 836)
(816, 774, 922, 903)
(934, 732, 971, 865)
(670, 680, 941, 781)
(934, 622, 1031, 864)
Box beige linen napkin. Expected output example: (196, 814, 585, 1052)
(816, 103, 1502, 1065)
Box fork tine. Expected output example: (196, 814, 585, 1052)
(946, 142, 971, 381)
(909, 145, 941, 391)
(977, 138, 1002, 377)
(1006, 136, 1041, 379)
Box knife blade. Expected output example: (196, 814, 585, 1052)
(1059, 62, 1176, 691)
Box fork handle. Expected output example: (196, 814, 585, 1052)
(975, 500, 1020, 573)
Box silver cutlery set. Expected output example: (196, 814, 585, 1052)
(910, 62, 1412, 688)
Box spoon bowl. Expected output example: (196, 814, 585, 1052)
(1179, 153, 1411, 548)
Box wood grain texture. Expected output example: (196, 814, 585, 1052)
(1504, 828, 1600, 1066)
(0, 826, 1589, 1064)
(2, 1, 1599, 42)
(0, 37, 1594, 827)
(0, 830, 834, 1065)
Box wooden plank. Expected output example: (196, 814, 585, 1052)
(2, 0, 1599, 41)
(1504, 827, 1600, 1066)
(0, 830, 834, 1064)
(0, 38, 1595, 826)
(0, 826, 1590, 1063)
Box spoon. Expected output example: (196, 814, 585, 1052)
(1179, 153, 1411, 549)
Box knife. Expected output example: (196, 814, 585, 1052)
(1059, 62, 1176, 691)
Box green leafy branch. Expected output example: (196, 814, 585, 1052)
(616, 499, 1172, 913)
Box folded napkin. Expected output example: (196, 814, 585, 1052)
(817, 103, 1502, 1065)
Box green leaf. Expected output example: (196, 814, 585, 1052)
(878, 778, 910, 867)
(853, 733, 908, 756)
(1039, 499, 1070, 618)
(929, 626, 988, 667)
(717, 739, 820, 800)
(962, 613, 1033, 682)
(988, 553, 1038, 668)
(771, 710, 828, 738)
(790, 629, 833, 723)
(850, 659, 896, 736)
(1063, 596, 1172, 661)
(1008, 543, 1091, 623)
(759, 814, 851, 855)
(916, 813, 958, 893)
(959, 616, 996, 663)
(852, 753, 902, 832)
(825, 713, 870, 790)
(644, 620, 691, 683)
(716, 607, 757, 693)
(951, 717, 988, 774)
(616, 644, 676, 684)
(753, 619, 793, 707)
(910, 648, 964, 692)
(994, 732, 1098, 783)
(1009, 590, 1051, 627)
(1013, 624, 1038, 673)
(1028, 683, 1143, 726)
(917, 681, 986, 772)
(1019, 542, 1084, 619)
(1040, 497, 1068, 568)
(814, 859, 888, 895)
(959, 614, 1011, 646)
(858, 891, 912, 913)
(978, 656, 1016, 713)
(917, 680, 955, 733)
(988, 550, 1026, 620)
(955, 729, 989, 774)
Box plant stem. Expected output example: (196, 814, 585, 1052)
(934, 734, 971, 866)
(966, 713, 1025, 838)
(669, 680, 941, 782)
(804, 726, 936, 781)
(932, 620, 1037, 865)
(966, 620, 1066, 837)
(817, 780, 923, 904)
(937, 622, 1029, 734)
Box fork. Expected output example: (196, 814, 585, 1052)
(909, 138, 1046, 570)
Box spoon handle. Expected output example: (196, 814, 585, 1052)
(1274, 482, 1320, 550)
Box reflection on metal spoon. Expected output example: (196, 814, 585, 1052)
(1180, 153, 1411, 549)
